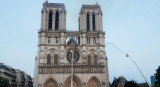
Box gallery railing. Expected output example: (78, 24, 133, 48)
(38, 63, 104, 74)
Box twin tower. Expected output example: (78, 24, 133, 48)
(34, 1, 109, 87)
(41, 0, 103, 32)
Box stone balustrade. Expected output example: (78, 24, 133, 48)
(38, 64, 104, 74)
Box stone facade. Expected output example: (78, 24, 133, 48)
(34, 1, 109, 87)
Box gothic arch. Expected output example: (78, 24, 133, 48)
(94, 55, 98, 65)
(86, 13, 90, 31)
(87, 55, 92, 65)
(46, 54, 52, 64)
(86, 49, 98, 56)
(45, 48, 60, 57)
(53, 54, 59, 65)
(87, 76, 100, 87)
(64, 75, 82, 87)
(43, 78, 59, 87)
(55, 10, 59, 30)
(48, 10, 53, 30)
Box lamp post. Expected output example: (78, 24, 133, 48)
(126, 54, 151, 87)
(106, 42, 151, 87)
(71, 37, 75, 87)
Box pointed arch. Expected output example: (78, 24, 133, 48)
(54, 54, 58, 65)
(43, 78, 59, 87)
(87, 76, 100, 87)
(47, 54, 52, 65)
(93, 37, 96, 44)
(87, 55, 91, 65)
(64, 75, 82, 87)
(94, 55, 98, 65)
(55, 11, 59, 31)
(92, 13, 96, 31)
(48, 11, 53, 30)
(86, 13, 90, 31)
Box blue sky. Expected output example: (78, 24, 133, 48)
(0, 0, 160, 84)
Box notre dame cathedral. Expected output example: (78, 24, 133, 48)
(34, 0, 109, 87)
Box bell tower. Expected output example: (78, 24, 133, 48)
(79, 3, 103, 32)
(34, 1, 109, 87)
(41, 0, 66, 31)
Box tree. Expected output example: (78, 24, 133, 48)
(124, 80, 138, 87)
(0, 76, 11, 87)
(154, 66, 160, 87)
(137, 82, 149, 87)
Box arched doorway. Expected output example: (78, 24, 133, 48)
(43, 78, 58, 87)
(64, 75, 82, 87)
(87, 76, 100, 87)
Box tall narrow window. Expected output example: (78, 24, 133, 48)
(87, 13, 90, 31)
(87, 37, 90, 44)
(47, 55, 51, 65)
(48, 36, 51, 43)
(93, 37, 96, 44)
(94, 55, 97, 65)
(92, 14, 96, 31)
(48, 11, 52, 30)
(55, 11, 59, 31)
(55, 37, 58, 43)
(88, 55, 91, 65)
(54, 55, 58, 65)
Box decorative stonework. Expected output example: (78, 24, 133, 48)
(34, 1, 109, 87)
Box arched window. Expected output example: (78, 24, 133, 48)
(87, 13, 90, 31)
(55, 11, 59, 31)
(55, 37, 58, 43)
(47, 55, 51, 65)
(94, 55, 97, 65)
(88, 55, 91, 65)
(54, 55, 58, 64)
(48, 11, 52, 30)
(87, 37, 90, 44)
(48, 36, 51, 43)
(92, 14, 96, 31)
(93, 37, 96, 44)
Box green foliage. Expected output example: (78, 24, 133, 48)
(0, 76, 11, 87)
(137, 82, 149, 87)
(124, 80, 138, 87)
(155, 66, 160, 86)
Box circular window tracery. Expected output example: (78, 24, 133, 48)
(66, 50, 80, 63)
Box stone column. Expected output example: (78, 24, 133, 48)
(60, 33, 65, 63)
(41, 10, 44, 29)
(95, 13, 99, 31)
(82, 12, 86, 31)
(42, 10, 46, 30)
(100, 13, 103, 32)
(99, 12, 103, 32)
(80, 13, 83, 31)
(98, 13, 100, 31)
(89, 13, 92, 31)
(63, 11, 66, 30)
(80, 34, 83, 45)
(45, 12, 49, 30)
(52, 11, 55, 31)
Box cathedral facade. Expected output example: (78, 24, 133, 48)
(34, 1, 109, 87)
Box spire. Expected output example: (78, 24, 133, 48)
(43, 0, 48, 5)
(96, 1, 99, 5)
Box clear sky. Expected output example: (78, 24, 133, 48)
(0, 0, 160, 84)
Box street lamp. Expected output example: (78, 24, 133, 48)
(106, 42, 151, 87)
